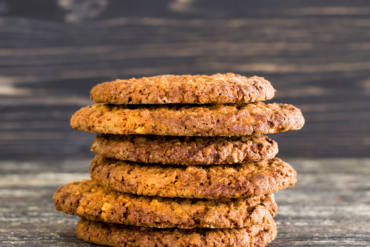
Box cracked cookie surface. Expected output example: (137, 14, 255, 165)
(71, 103, 304, 136)
(76, 215, 277, 247)
(92, 134, 278, 165)
(90, 155, 296, 199)
(90, 73, 275, 105)
(54, 180, 277, 229)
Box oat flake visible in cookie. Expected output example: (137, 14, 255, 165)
(71, 103, 304, 137)
(54, 180, 277, 229)
(90, 73, 275, 105)
(91, 134, 278, 165)
(76, 215, 277, 247)
(90, 155, 297, 199)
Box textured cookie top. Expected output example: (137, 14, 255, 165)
(90, 155, 296, 199)
(92, 134, 278, 165)
(90, 73, 275, 105)
(71, 102, 304, 136)
(54, 180, 277, 229)
(76, 215, 277, 247)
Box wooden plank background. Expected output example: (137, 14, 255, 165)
(1, 0, 370, 160)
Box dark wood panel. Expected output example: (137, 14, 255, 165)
(1, 1, 369, 159)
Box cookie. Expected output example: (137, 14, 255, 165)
(90, 155, 296, 199)
(54, 180, 277, 229)
(91, 134, 278, 165)
(76, 215, 277, 247)
(90, 73, 275, 105)
(71, 103, 304, 136)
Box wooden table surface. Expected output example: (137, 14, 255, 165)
(1, 158, 370, 246)
(1, 0, 370, 246)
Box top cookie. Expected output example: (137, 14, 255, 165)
(90, 73, 275, 105)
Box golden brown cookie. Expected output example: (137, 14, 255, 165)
(91, 134, 278, 165)
(90, 155, 296, 199)
(71, 103, 304, 136)
(76, 215, 277, 247)
(54, 180, 277, 229)
(90, 73, 275, 105)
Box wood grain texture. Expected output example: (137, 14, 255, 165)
(0, 0, 370, 159)
(0, 1, 369, 245)
(1, 158, 369, 246)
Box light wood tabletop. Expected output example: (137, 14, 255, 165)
(1, 158, 369, 246)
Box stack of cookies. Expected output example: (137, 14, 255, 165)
(53, 73, 304, 247)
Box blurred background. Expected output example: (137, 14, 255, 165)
(1, 0, 370, 161)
